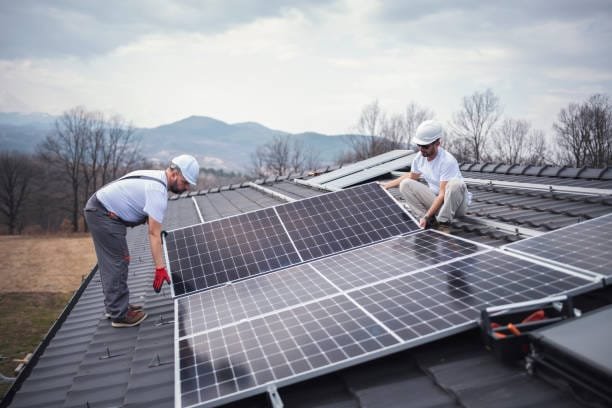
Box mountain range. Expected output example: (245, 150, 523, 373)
(0, 112, 359, 171)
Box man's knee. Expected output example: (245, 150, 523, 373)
(399, 178, 418, 195)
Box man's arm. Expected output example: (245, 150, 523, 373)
(420, 180, 448, 228)
(382, 172, 420, 189)
(148, 217, 165, 269)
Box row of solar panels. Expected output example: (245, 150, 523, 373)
(163, 181, 612, 407)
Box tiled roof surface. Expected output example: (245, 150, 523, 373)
(3, 162, 612, 408)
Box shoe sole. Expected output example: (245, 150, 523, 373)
(105, 305, 143, 319)
(111, 312, 148, 328)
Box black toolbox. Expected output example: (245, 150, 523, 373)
(480, 295, 575, 363)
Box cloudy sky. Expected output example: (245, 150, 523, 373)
(1, 0, 611, 135)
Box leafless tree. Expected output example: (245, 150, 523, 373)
(249, 135, 321, 177)
(451, 89, 503, 162)
(490, 118, 547, 165)
(104, 115, 142, 182)
(0, 151, 37, 234)
(554, 94, 612, 167)
(38, 107, 90, 232)
(38, 107, 143, 232)
(404, 102, 435, 148)
(344, 100, 390, 161)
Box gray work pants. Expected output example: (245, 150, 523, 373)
(399, 178, 469, 223)
(84, 195, 130, 320)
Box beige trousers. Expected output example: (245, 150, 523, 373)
(399, 178, 469, 223)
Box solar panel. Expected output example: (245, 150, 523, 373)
(166, 182, 417, 296)
(312, 230, 487, 290)
(165, 207, 301, 296)
(349, 250, 597, 342)
(324, 153, 415, 190)
(307, 150, 411, 185)
(504, 213, 612, 279)
(177, 294, 398, 407)
(175, 236, 599, 407)
(176, 263, 339, 338)
(276, 182, 417, 261)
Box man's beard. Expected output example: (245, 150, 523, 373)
(169, 180, 187, 194)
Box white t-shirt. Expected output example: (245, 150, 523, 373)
(411, 147, 469, 198)
(96, 170, 168, 224)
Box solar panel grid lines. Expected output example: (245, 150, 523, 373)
(176, 264, 340, 338)
(276, 182, 417, 262)
(178, 294, 399, 408)
(307, 150, 411, 185)
(504, 212, 612, 279)
(166, 182, 418, 297)
(346, 250, 599, 343)
(311, 230, 489, 291)
(166, 207, 301, 296)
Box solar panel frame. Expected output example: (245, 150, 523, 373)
(275, 182, 418, 262)
(165, 207, 302, 297)
(503, 213, 612, 280)
(307, 150, 412, 185)
(324, 153, 416, 190)
(165, 183, 418, 297)
(175, 232, 601, 407)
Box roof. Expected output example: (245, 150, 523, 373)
(3, 159, 612, 408)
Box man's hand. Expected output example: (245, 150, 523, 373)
(153, 266, 170, 293)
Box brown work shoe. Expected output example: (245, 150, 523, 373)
(105, 304, 143, 319)
(436, 221, 451, 234)
(111, 309, 147, 328)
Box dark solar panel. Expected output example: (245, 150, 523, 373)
(276, 182, 417, 261)
(312, 230, 487, 290)
(166, 208, 301, 296)
(505, 213, 612, 278)
(176, 263, 339, 338)
(166, 182, 417, 296)
(178, 295, 398, 407)
(350, 250, 596, 341)
(176, 241, 598, 407)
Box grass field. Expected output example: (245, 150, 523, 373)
(0, 234, 96, 399)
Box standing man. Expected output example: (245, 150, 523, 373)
(84, 155, 199, 327)
(383, 120, 470, 230)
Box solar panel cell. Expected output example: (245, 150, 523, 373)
(505, 213, 612, 278)
(276, 183, 416, 261)
(166, 208, 301, 295)
(178, 295, 398, 407)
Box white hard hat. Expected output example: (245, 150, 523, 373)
(171, 154, 199, 185)
(414, 120, 443, 145)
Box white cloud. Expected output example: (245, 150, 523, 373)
(0, 0, 610, 136)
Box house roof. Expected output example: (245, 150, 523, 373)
(3, 160, 612, 408)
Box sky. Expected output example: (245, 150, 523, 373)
(1, 0, 611, 135)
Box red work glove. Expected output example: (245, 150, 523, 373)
(153, 266, 171, 293)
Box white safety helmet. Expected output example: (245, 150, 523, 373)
(171, 154, 200, 185)
(414, 120, 443, 146)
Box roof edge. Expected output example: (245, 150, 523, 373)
(0, 264, 99, 408)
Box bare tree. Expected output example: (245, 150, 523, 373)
(489, 118, 547, 164)
(344, 100, 389, 161)
(104, 115, 142, 182)
(38, 107, 144, 232)
(554, 94, 612, 167)
(404, 102, 435, 148)
(38, 107, 90, 232)
(250, 135, 321, 177)
(451, 89, 503, 162)
(342, 100, 435, 164)
(0, 151, 37, 234)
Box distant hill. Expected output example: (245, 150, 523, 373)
(0, 113, 359, 171)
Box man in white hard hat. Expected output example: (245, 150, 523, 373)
(84, 155, 199, 327)
(383, 120, 470, 230)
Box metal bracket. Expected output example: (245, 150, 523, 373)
(155, 314, 174, 327)
(99, 345, 124, 360)
(267, 384, 284, 408)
